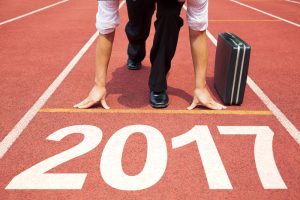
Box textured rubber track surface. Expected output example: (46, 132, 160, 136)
(0, 0, 299, 199)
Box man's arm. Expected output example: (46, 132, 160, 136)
(74, 1, 120, 109)
(74, 32, 114, 109)
(187, 29, 226, 110)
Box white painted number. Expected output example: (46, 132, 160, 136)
(218, 126, 287, 189)
(172, 125, 232, 189)
(6, 125, 102, 190)
(6, 125, 286, 190)
(100, 125, 167, 191)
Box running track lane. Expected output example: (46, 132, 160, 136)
(235, 0, 300, 24)
(0, 0, 97, 140)
(0, 2, 299, 200)
(1, 114, 299, 199)
(208, 0, 300, 132)
(0, 0, 68, 22)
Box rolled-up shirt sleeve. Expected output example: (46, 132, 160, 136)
(96, 0, 120, 35)
(186, 0, 208, 31)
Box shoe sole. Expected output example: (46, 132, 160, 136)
(127, 67, 141, 70)
(127, 65, 141, 70)
(150, 103, 169, 109)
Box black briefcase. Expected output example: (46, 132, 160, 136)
(214, 32, 251, 105)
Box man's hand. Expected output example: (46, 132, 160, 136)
(74, 85, 110, 109)
(187, 86, 227, 110)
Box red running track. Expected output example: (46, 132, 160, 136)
(208, 0, 300, 130)
(0, 0, 299, 199)
(0, 0, 68, 22)
(0, 0, 97, 140)
(236, 0, 300, 24)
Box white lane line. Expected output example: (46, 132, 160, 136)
(0, 0, 69, 26)
(246, 77, 300, 144)
(0, 1, 126, 159)
(182, 6, 300, 144)
(230, 0, 300, 28)
(285, 0, 300, 5)
(0, 33, 97, 159)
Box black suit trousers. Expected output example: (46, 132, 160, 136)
(125, 0, 184, 92)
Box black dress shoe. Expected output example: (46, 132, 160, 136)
(127, 58, 141, 70)
(150, 91, 169, 108)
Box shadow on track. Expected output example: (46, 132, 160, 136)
(106, 64, 197, 108)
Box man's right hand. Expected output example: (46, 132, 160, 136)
(73, 85, 110, 109)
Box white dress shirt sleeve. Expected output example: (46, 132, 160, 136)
(184, 0, 209, 31)
(96, 0, 120, 35)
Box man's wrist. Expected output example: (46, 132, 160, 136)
(195, 82, 207, 90)
(95, 79, 106, 88)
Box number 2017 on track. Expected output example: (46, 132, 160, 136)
(6, 125, 287, 190)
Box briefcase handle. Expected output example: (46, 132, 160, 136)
(220, 32, 250, 48)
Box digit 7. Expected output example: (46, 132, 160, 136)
(218, 126, 287, 189)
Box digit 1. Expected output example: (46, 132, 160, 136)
(172, 125, 232, 189)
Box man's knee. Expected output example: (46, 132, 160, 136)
(125, 22, 151, 42)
